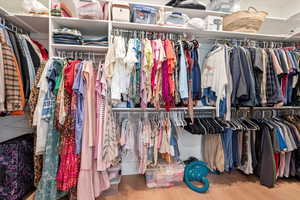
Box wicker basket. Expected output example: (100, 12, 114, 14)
(223, 7, 268, 33)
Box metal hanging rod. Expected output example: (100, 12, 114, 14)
(112, 106, 300, 113)
(0, 16, 28, 35)
(111, 28, 187, 40)
(56, 50, 106, 58)
(112, 28, 186, 35)
(204, 38, 299, 47)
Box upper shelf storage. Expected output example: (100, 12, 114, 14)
(47, 1, 300, 41)
(0, 7, 49, 33)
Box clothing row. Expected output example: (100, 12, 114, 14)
(53, 27, 108, 46)
(30, 58, 119, 200)
(107, 35, 300, 120)
(30, 56, 184, 199)
(118, 114, 181, 174)
(106, 35, 201, 115)
(202, 44, 300, 119)
(184, 116, 300, 188)
(0, 26, 48, 114)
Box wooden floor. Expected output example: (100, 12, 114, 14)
(100, 172, 300, 200)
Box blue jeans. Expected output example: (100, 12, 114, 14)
(221, 128, 233, 172)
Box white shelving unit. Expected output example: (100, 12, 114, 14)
(0, 7, 49, 33)
(52, 17, 109, 35)
(48, 1, 300, 57)
(10, 14, 49, 33)
(111, 21, 194, 33)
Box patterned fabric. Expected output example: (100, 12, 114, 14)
(35, 59, 66, 200)
(0, 29, 22, 112)
(266, 50, 282, 105)
(56, 60, 80, 192)
(0, 134, 34, 200)
(102, 82, 119, 167)
(41, 91, 55, 121)
(29, 62, 47, 125)
(28, 62, 47, 186)
(35, 109, 66, 200)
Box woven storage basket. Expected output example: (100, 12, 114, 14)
(223, 7, 268, 33)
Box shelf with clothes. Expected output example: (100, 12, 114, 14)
(50, 17, 109, 56)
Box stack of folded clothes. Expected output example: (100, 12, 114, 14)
(53, 27, 83, 45)
(82, 36, 108, 46)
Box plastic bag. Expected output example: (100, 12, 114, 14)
(78, 0, 103, 20)
(23, 0, 48, 14)
(208, 0, 240, 12)
(165, 12, 190, 26)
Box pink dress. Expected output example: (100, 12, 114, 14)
(77, 61, 109, 200)
(95, 63, 107, 171)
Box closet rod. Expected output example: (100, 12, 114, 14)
(252, 106, 300, 110)
(112, 106, 300, 112)
(0, 16, 28, 35)
(55, 50, 106, 57)
(111, 28, 186, 39)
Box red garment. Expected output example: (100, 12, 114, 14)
(185, 48, 194, 121)
(56, 135, 80, 191)
(64, 60, 80, 94)
(56, 61, 80, 191)
(151, 40, 158, 95)
(32, 40, 49, 60)
(281, 74, 288, 98)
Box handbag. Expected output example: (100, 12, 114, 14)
(223, 7, 268, 33)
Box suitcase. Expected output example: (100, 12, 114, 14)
(0, 134, 34, 200)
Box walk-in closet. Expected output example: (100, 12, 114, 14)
(0, 0, 300, 200)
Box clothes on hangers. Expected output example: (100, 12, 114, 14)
(184, 114, 300, 188)
(107, 34, 202, 115)
(32, 56, 117, 200)
(201, 43, 300, 119)
(118, 113, 182, 174)
(0, 26, 48, 114)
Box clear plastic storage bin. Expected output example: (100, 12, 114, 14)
(145, 162, 184, 188)
(131, 5, 158, 24)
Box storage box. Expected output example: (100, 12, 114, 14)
(205, 15, 223, 31)
(0, 134, 34, 200)
(102, 176, 121, 196)
(131, 5, 158, 24)
(112, 3, 130, 22)
(145, 163, 184, 188)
